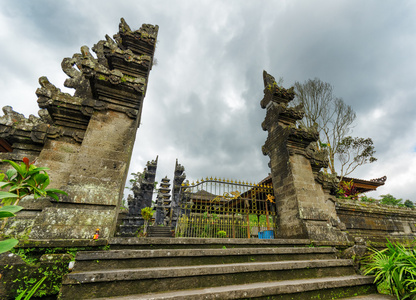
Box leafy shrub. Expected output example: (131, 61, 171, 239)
(360, 195, 377, 203)
(141, 207, 153, 222)
(363, 240, 416, 299)
(0, 158, 67, 253)
(337, 180, 359, 200)
(217, 230, 227, 238)
(380, 194, 403, 207)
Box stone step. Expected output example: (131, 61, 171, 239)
(73, 247, 338, 271)
(89, 275, 376, 300)
(148, 227, 171, 231)
(108, 237, 319, 250)
(342, 294, 395, 299)
(60, 259, 356, 299)
(147, 226, 173, 238)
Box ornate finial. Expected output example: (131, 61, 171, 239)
(370, 176, 387, 184)
(119, 18, 132, 33)
(263, 70, 277, 89)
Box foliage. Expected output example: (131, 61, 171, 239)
(0, 158, 67, 253)
(293, 78, 376, 177)
(337, 180, 358, 200)
(15, 276, 47, 300)
(380, 194, 403, 207)
(0, 205, 23, 253)
(128, 171, 144, 187)
(360, 195, 377, 203)
(6, 245, 109, 298)
(141, 207, 153, 222)
(337, 136, 377, 180)
(363, 240, 416, 299)
(0, 158, 67, 205)
(140, 207, 153, 236)
(405, 200, 415, 209)
(217, 230, 227, 238)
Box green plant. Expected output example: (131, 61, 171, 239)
(363, 240, 416, 299)
(0, 158, 67, 253)
(217, 230, 227, 238)
(140, 207, 153, 235)
(360, 195, 377, 203)
(15, 276, 47, 300)
(337, 180, 358, 200)
(0, 205, 23, 252)
(405, 200, 415, 209)
(380, 194, 403, 207)
(141, 207, 153, 222)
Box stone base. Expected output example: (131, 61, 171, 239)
(118, 216, 145, 237)
(304, 220, 350, 243)
(29, 206, 117, 239)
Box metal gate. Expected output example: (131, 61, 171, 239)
(175, 178, 276, 239)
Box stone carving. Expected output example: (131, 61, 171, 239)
(61, 52, 93, 99)
(305, 142, 330, 175)
(154, 192, 165, 226)
(31, 18, 157, 148)
(316, 171, 340, 196)
(155, 177, 172, 227)
(0, 106, 58, 162)
(370, 176, 387, 184)
(171, 160, 186, 228)
(119, 157, 158, 236)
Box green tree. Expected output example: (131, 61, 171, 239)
(141, 206, 153, 235)
(404, 200, 414, 209)
(337, 136, 377, 181)
(293, 78, 377, 178)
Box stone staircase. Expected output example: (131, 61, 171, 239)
(58, 238, 380, 300)
(147, 226, 173, 238)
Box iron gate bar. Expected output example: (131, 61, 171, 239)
(176, 178, 277, 239)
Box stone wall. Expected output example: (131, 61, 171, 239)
(335, 198, 416, 245)
(0, 19, 158, 240)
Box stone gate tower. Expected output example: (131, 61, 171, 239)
(0, 19, 158, 239)
(261, 71, 347, 242)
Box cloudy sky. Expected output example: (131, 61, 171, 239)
(1, 0, 415, 201)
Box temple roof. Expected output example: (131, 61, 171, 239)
(258, 174, 386, 194)
(0, 138, 12, 152)
(341, 176, 386, 193)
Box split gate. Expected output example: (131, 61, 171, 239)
(175, 178, 276, 239)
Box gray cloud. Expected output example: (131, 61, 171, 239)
(1, 0, 415, 201)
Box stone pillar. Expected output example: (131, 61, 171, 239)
(261, 71, 347, 242)
(157, 177, 172, 227)
(25, 19, 158, 239)
(171, 160, 186, 228)
(154, 194, 165, 226)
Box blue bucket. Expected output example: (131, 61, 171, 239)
(258, 230, 274, 239)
